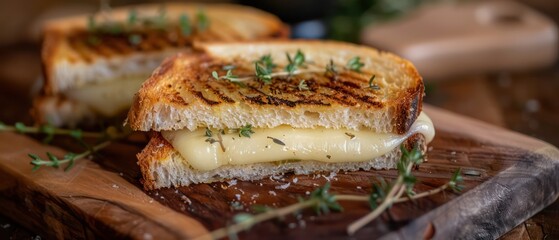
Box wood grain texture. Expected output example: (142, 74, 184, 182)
(0, 105, 557, 239)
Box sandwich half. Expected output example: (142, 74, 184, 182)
(33, 3, 288, 127)
(127, 41, 435, 189)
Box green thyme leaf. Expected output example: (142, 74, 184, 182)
(251, 205, 272, 214)
(14, 122, 26, 133)
(179, 13, 191, 36)
(310, 182, 342, 215)
(69, 129, 83, 140)
(257, 54, 276, 72)
(369, 178, 388, 209)
(87, 35, 101, 46)
(64, 153, 77, 171)
(449, 168, 464, 192)
(255, 62, 272, 84)
(196, 9, 209, 31)
(285, 50, 305, 75)
(40, 124, 55, 143)
(87, 15, 97, 31)
(346, 56, 365, 72)
(128, 34, 142, 45)
(128, 9, 138, 26)
(239, 124, 255, 138)
(211, 71, 220, 80)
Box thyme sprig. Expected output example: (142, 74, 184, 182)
(210, 53, 381, 92)
(0, 122, 129, 172)
(0, 122, 103, 143)
(212, 69, 240, 82)
(203, 145, 464, 239)
(27, 126, 129, 172)
(178, 13, 191, 36)
(346, 146, 431, 235)
(196, 9, 209, 31)
(29, 141, 111, 172)
(86, 4, 208, 45)
(208, 183, 341, 239)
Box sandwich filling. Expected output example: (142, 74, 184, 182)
(161, 112, 435, 171)
(64, 75, 146, 117)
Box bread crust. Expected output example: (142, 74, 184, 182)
(138, 132, 426, 190)
(127, 40, 424, 134)
(41, 3, 289, 95)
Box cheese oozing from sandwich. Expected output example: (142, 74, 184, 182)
(161, 112, 435, 171)
(64, 75, 146, 117)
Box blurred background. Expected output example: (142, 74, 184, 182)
(0, 0, 558, 239)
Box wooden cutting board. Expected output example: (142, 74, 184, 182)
(0, 105, 557, 239)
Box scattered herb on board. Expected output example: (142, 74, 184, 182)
(205, 145, 464, 239)
(0, 122, 129, 171)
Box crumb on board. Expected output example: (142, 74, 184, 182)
(275, 182, 291, 190)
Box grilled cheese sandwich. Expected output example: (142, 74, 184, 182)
(128, 41, 431, 189)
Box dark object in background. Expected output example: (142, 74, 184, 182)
(240, 0, 335, 39)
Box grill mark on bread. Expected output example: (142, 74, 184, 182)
(68, 38, 93, 63)
(324, 81, 383, 108)
(205, 82, 235, 103)
(168, 92, 188, 106)
(192, 91, 220, 105)
(208, 17, 245, 41)
(319, 93, 357, 106)
(102, 38, 131, 55)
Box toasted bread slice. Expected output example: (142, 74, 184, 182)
(34, 3, 288, 126)
(42, 3, 288, 94)
(127, 41, 423, 134)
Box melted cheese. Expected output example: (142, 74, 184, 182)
(65, 75, 146, 117)
(162, 112, 435, 171)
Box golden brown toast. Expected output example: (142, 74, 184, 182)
(127, 40, 424, 134)
(34, 3, 288, 127)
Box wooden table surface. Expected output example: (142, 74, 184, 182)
(0, 44, 557, 239)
